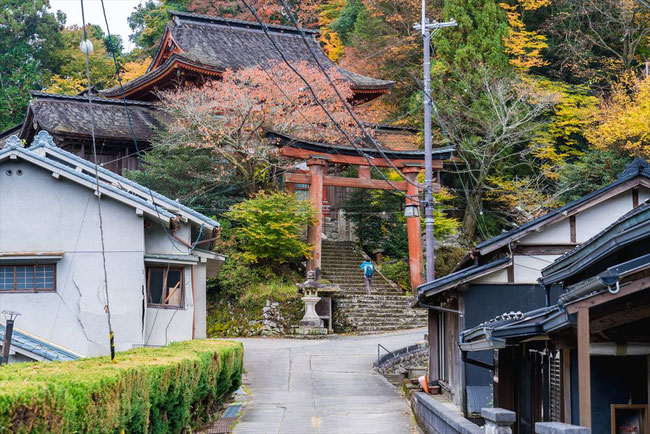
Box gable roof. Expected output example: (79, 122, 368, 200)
(102, 10, 393, 99)
(1, 131, 218, 230)
(0, 324, 80, 362)
(17, 92, 165, 144)
(475, 158, 650, 255)
(416, 256, 512, 302)
(540, 201, 650, 285)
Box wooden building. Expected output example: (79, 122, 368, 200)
(413, 159, 650, 418)
(459, 200, 650, 433)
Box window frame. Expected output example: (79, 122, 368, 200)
(0, 264, 57, 293)
(146, 266, 185, 309)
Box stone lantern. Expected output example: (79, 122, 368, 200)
(294, 270, 328, 336)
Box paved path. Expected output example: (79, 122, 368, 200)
(231, 328, 426, 434)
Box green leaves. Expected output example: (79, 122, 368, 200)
(225, 191, 316, 264)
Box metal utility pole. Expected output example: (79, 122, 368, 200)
(414, 3, 456, 283)
(1, 311, 20, 365)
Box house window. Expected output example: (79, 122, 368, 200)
(438, 313, 448, 381)
(146, 266, 184, 308)
(0, 264, 56, 291)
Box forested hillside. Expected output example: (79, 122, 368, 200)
(1, 0, 648, 243)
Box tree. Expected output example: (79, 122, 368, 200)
(436, 70, 557, 240)
(0, 0, 64, 130)
(156, 61, 361, 192)
(545, 0, 650, 91)
(45, 25, 119, 95)
(586, 74, 650, 158)
(225, 191, 315, 264)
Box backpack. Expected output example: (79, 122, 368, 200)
(363, 262, 374, 277)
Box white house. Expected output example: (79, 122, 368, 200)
(0, 131, 224, 361)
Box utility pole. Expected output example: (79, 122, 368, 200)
(414, 3, 456, 283)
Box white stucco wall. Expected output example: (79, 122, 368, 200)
(519, 218, 571, 245)
(513, 254, 561, 283)
(0, 159, 204, 357)
(575, 190, 634, 242)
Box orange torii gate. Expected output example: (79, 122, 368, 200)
(269, 131, 453, 289)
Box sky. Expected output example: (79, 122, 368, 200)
(49, 0, 148, 52)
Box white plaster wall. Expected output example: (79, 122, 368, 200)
(519, 218, 571, 245)
(0, 160, 145, 356)
(473, 268, 508, 284)
(193, 263, 207, 339)
(639, 186, 650, 203)
(145, 221, 191, 255)
(575, 191, 633, 242)
(513, 254, 561, 283)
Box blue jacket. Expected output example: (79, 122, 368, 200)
(360, 261, 374, 277)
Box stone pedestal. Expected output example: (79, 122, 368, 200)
(294, 272, 327, 336)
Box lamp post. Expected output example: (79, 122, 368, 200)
(1, 310, 21, 365)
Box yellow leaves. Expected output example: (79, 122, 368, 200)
(318, 0, 346, 62)
(500, 0, 549, 71)
(586, 74, 650, 158)
(485, 176, 559, 222)
(122, 59, 151, 83)
(45, 75, 87, 95)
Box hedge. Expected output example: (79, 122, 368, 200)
(0, 339, 243, 433)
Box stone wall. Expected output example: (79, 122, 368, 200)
(376, 343, 429, 374)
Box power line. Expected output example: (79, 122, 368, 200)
(273, 0, 427, 191)
(239, 0, 417, 197)
(79, 0, 115, 363)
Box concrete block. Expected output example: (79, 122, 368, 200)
(482, 408, 516, 434)
(535, 422, 590, 434)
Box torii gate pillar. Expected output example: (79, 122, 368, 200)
(403, 167, 424, 288)
(307, 159, 327, 279)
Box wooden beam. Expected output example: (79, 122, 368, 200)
(577, 307, 591, 429)
(279, 146, 440, 169)
(569, 215, 576, 244)
(566, 276, 650, 314)
(358, 165, 371, 179)
(590, 302, 650, 333)
(562, 349, 572, 424)
(514, 245, 577, 255)
(633, 187, 639, 208)
(284, 172, 409, 191)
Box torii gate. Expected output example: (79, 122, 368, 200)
(269, 131, 453, 289)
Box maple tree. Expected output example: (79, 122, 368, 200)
(155, 61, 363, 192)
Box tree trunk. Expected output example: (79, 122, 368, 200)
(462, 193, 482, 242)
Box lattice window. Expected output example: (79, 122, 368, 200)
(0, 264, 56, 291)
(549, 350, 562, 422)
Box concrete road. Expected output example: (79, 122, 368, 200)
(232, 328, 426, 434)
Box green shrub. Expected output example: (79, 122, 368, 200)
(225, 191, 315, 264)
(0, 340, 243, 433)
(380, 260, 411, 291)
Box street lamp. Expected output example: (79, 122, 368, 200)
(404, 203, 420, 218)
(1, 310, 21, 365)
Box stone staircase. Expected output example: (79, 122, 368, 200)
(320, 240, 427, 333)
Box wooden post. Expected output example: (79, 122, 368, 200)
(358, 165, 371, 179)
(307, 159, 327, 279)
(577, 307, 591, 429)
(428, 309, 439, 382)
(403, 167, 424, 288)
